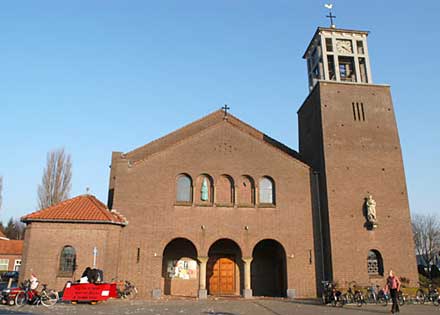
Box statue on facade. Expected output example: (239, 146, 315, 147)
(201, 178, 209, 201)
(365, 195, 378, 228)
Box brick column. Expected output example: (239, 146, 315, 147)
(242, 257, 253, 299)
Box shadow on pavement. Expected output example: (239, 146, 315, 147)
(0, 309, 33, 315)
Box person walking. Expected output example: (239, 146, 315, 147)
(386, 270, 401, 314)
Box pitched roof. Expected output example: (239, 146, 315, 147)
(0, 240, 23, 255)
(123, 109, 308, 166)
(21, 195, 127, 226)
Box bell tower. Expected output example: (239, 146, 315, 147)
(303, 27, 373, 91)
(298, 21, 418, 289)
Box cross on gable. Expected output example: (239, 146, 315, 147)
(222, 105, 230, 119)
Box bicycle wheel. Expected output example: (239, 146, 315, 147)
(433, 295, 439, 306)
(126, 286, 138, 300)
(15, 292, 27, 307)
(416, 290, 425, 304)
(355, 294, 363, 307)
(41, 291, 58, 307)
(398, 293, 405, 306)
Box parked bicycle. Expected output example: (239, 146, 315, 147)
(365, 285, 378, 304)
(416, 285, 439, 305)
(376, 287, 390, 306)
(15, 280, 58, 307)
(321, 281, 344, 307)
(112, 279, 138, 299)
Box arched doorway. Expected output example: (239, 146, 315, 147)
(251, 239, 287, 297)
(207, 239, 243, 296)
(162, 238, 198, 297)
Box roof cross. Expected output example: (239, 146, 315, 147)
(222, 104, 230, 120)
(325, 3, 336, 28)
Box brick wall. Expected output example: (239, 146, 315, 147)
(298, 81, 418, 288)
(110, 119, 318, 298)
(20, 222, 122, 291)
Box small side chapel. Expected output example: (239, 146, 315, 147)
(19, 20, 418, 299)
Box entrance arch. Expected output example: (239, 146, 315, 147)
(251, 239, 287, 297)
(162, 238, 198, 296)
(207, 239, 243, 296)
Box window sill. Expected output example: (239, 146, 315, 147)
(215, 203, 234, 208)
(174, 202, 192, 207)
(258, 203, 276, 208)
(368, 274, 384, 279)
(57, 273, 74, 278)
(237, 204, 256, 208)
(194, 203, 214, 207)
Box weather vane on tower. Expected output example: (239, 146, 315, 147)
(325, 3, 336, 28)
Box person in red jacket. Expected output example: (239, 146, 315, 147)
(385, 270, 401, 313)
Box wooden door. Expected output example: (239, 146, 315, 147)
(208, 256, 236, 295)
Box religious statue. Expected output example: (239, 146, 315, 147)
(201, 178, 209, 201)
(366, 195, 378, 227)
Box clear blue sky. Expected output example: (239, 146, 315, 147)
(0, 0, 439, 220)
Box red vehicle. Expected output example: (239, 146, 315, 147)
(1, 286, 21, 306)
(62, 282, 117, 304)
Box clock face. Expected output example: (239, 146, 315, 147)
(336, 40, 353, 54)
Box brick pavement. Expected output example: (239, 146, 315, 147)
(0, 299, 439, 315)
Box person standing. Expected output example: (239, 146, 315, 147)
(386, 270, 401, 314)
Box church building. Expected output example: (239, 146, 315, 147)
(20, 23, 418, 299)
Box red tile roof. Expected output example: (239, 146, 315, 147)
(0, 230, 7, 239)
(0, 240, 23, 255)
(21, 195, 127, 226)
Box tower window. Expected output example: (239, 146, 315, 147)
(352, 103, 357, 121)
(359, 57, 368, 83)
(327, 55, 336, 81)
(352, 102, 366, 121)
(312, 66, 320, 79)
(325, 38, 333, 52)
(339, 57, 356, 82)
(367, 250, 384, 276)
(357, 41, 365, 54)
(361, 103, 366, 121)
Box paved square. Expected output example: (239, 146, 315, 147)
(0, 299, 439, 315)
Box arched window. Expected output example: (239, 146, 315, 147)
(259, 177, 275, 205)
(176, 174, 192, 203)
(238, 175, 255, 206)
(367, 250, 384, 276)
(216, 175, 234, 206)
(59, 246, 76, 275)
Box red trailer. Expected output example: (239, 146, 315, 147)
(62, 282, 117, 304)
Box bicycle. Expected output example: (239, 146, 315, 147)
(15, 281, 58, 307)
(112, 279, 138, 299)
(321, 281, 344, 307)
(416, 285, 439, 305)
(365, 285, 378, 304)
(376, 287, 390, 306)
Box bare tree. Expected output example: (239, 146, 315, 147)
(413, 213, 440, 275)
(37, 148, 72, 209)
(4, 218, 25, 240)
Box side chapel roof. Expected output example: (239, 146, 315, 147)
(21, 195, 127, 226)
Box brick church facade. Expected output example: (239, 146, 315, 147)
(20, 25, 418, 299)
